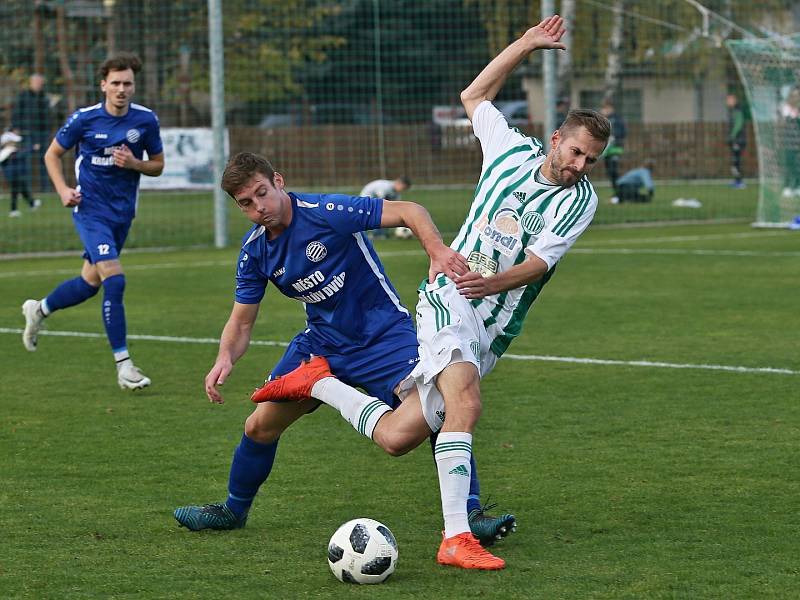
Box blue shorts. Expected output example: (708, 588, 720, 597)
(270, 326, 420, 407)
(73, 212, 132, 264)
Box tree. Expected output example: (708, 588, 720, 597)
(603, 0, 626, 105)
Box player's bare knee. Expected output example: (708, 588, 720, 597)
(244, 413, 283, 443)
(443, 395, 482, 431)
(384, 436, 415, 457)
(372, 425, 408, 457)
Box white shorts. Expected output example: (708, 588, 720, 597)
(398, 278, 498, 432)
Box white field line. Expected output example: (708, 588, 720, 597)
(570, 248, 800, 257)
(585, 230, 790, 245)
(0, 327, 795, 376)
(0, 327, 289, 348)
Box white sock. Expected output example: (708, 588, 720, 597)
(40, 298, 51, 317)
(115, 351, 131, 370)
(311, 377, 392, 439)
(434, 432, 472, 538)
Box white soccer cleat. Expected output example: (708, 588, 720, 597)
(118, 363, 151, 390)
(32, 198, 42, 210)
(21, 299, 45, 352)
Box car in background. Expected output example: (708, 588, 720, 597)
(431, 99, 531, 148)
(257, 113, 304, 129)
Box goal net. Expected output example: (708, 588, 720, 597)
(727, 34, 800, 227)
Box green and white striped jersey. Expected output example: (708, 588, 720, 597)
(452, 101, 598, 357)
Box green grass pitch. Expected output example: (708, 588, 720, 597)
(1, 219, 798, 598)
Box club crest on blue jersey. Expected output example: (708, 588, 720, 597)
(126, 129, 141, 143)
(305, 241, 327, 262)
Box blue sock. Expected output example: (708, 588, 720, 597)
(467, 454, 482, 513)
(101, 274, 127, 352)
(431, 431, 483, 513)
(44, 276, 99, 313)
(226, 434, 279, 518)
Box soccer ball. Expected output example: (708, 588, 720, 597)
(327, 518, 398, 584)
(393, 226, 414, 239)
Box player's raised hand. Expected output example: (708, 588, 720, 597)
(112, 144, 137, 169)
(205, 360, 232, 404)
(428, 242, 469, 283)
(522, 15, 566, 51)
(58, 187, 81, 207)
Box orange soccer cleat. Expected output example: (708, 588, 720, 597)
(250, 355, 334, 403)
(436, 532, 506, 570)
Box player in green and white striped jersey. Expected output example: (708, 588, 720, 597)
(252, 15, 611, 570)
(409, 16, 610, 566)
(445, 100, 603, 357)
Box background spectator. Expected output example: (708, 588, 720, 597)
(726, 93, 747, 189)
(555, 97, 570, 128)
(613, 158, 655, 204)
(359, 176, 412, 238)
(11, 74, 53, 193)
(0, 128, 41, 217)
(780, 87, 800, 198)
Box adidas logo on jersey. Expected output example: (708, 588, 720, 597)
(513, 191, 527, 202)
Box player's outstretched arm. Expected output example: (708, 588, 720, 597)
(461, 15, 566, 120)
(205, 301, 260, 404)
(380, 200, 468, 282)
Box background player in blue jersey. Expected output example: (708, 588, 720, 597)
(173, 153, 515, 552)
(22, 53, 164, 390)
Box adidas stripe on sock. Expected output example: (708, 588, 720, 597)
(435, 432, 473, 538)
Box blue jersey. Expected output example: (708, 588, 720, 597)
(55, 102, 163, 223)
(235, 192, 415, 349)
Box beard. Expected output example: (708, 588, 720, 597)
(549, 149, 581, 186)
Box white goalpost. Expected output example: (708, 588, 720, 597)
(726, 34, 800, 228)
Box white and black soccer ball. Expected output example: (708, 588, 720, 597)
(327, 518, 398, 584)
(393, 226, 414, 239)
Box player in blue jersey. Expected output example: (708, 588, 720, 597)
(21, 53, 164, 390)
(173, 153, 515, 559)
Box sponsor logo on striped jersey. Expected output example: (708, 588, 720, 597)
(474, 208, 521, 257)
(466, 251, 498, 277)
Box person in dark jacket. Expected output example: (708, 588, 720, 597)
(11, 74, 53, 192)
